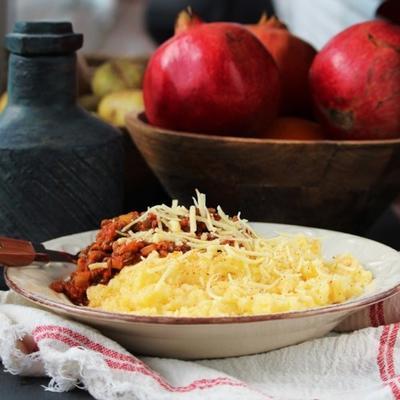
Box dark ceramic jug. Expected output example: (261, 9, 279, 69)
(0, 22, 124, 243)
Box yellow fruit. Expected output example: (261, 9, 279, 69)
(97, 90, 144, 127)
(91, 59, 145, 97)
(0, 92, 7, 112)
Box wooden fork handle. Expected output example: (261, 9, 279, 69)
(0, 237, 36, 266)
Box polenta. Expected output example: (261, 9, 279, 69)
(53, 190, 373, 311)
(87, 234, 372, 316)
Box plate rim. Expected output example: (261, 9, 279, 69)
(5, 223, 400, 325)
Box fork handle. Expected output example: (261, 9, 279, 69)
(0, 237, 36, 266)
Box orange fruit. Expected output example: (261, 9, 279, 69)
(261, 117, 326, 140)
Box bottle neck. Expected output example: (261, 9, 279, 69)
(7, 53, 77, 106)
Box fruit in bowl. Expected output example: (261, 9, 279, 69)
(125, 13, 400, 230)
(140, 11, 400, 142)
(260, 117, 325, 140)
(98, 90, 144, 127)
(247, 15, 317, 118)
(143, 10, 281, 136)
(310, 20, 400, 140)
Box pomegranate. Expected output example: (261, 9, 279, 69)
(247, 14, 316, 117)
(310, 20, 400, 140)
(143, 11, 281, 136)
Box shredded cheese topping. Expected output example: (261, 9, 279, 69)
(86, 192, 373, 317)
(117, 190, 258, 252)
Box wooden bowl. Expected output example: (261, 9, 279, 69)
(126, 113, 400, 232)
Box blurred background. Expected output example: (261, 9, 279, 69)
(0, 0, 394, 90)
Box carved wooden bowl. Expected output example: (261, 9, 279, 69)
(126, 113, 400, 232)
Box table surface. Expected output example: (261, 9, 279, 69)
(0, 369, 90, 399)
(1, 207, 400, 399)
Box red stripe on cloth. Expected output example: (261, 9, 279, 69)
(34, 332, 150, 374)
(389, 381, 400, 398)
(387, 325, 399, 378)
(370, 304, 379, 327)
(386, 324, 400, 399)
(377, 324, 400, 399)
(32, 326, 255, 388)
(104, 358, 247, 392)
(33, 329, 268, 396)
(33, 325, 141, 365)
(377, 325, 390, 382)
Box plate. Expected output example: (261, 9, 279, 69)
(5, 223, 400, 359)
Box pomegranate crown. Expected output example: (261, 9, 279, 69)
(258, 13, 287, 30)
(175, 7, 203, 35)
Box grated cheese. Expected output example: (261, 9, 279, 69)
(189, 205, 197, 233)
(88, 262, 108, 271)
(114, 191, 260, 257)
(87, 235, 373, 316)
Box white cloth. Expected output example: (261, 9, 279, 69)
(273, 0, 384, 49)
(2, 291, 400, 399)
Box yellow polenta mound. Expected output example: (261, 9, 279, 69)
(87, 234, 372, 316)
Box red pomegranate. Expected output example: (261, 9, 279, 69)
(143, 11, 281, 136)
(310, 20, 400, 140)
(247, 15, 317, 117)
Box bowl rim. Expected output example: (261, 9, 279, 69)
(126, 112, 400, 146)
(5, 224, 400, 325)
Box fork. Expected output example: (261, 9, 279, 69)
(0, 236, 77, 267)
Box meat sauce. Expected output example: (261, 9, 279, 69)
(50, 209, 220, 305)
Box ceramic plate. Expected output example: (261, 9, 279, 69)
(5, 223, 400, 359)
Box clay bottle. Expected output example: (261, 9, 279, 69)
(0, 21, 124, 243)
